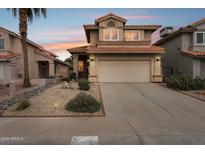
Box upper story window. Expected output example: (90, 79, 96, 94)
(0, 38, 5, 49)
(125, 30, 140, 41)
(103, 20, 119, 41)
(106, 21, 116, 27)
(196, 32, 205, 45)
(103, 29, 119, 41)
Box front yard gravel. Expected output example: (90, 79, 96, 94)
(2, 82, 104, 117)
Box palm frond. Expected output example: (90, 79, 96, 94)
(7, 8, 18, 17)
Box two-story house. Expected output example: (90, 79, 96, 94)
(0, 27, 69, 85)
(67, 13, 165, 83)
(155, 18, 205, 79)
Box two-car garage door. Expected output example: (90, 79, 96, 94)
(98, 60, 150, 82)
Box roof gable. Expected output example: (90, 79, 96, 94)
(0, 26, 58, 58)
(155, 27, 195, 45)
(95, 13, 127, 24)
(155, 17, 205, 45)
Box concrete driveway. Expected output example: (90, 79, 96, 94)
(101, 83, 205, 117)
(100, 83, 205, 144)
(1, 83, 205, 144)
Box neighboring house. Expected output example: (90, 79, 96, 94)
(0, 27, 69, 85)
(67, 13, 165, 82)
(155, 18, 205, 79)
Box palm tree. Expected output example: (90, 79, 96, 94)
(8, 8, 47, 87)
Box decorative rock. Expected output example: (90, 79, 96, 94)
(0, 80, 62, 112)
(62, 81, 69, 89)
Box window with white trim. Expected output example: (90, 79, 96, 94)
(0, 38, 5, 49)
(103, 29, 119, 41)
(125, 30, 140, 41)
(196, 32, 205, 45)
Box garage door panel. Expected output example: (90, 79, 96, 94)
(98, 60, 150, 82)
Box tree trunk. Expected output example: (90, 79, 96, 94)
(19, 9, 31, 87)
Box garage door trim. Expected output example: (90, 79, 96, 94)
(98, 59, 151, 82)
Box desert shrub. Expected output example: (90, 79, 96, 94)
(78, 78, 90, 90)
(15, 99, 31, 111)
(65, 92, 100, 113)
(165, 75, 205, 90)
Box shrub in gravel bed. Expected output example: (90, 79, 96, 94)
(15, 99, 31, 111)
(65, 92, 100, 113)
(78, 78, 90, 90)
(165, 75, 205, 90)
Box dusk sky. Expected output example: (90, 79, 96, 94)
(0, 8, 205, 60)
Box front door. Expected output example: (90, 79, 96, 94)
(38, 61, 49, 78)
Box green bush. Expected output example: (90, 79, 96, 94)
(165, 75, 205, 90)
(78, 78, 90, 90)
(65, 92, 100, 113)
(192, 76, 205, 90)
(15, 99, 31, 111)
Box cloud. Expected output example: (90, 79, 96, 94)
(123, 15, 160, 20)
(35, 29, 83, 36)
(78, 12, 160, 21)
(30, 26, 86, 44)
(42, 42, 88, 52)
(41, 42, 88, 61)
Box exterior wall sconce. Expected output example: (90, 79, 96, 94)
(156, 57, 160, 62)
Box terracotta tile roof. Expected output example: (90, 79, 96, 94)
(67, 46, 88, 53)
(87, 45, 166, 54)
(83, 24, 161, 30)
(0, 53, 19, 60)
(191, 18, 205, 27)
(154, 27, 196, 45)
(95, 13, 127, 24)
(83, 24, 98, 30)
(54, 58, 70, 67)
(181, 51, 205, 59)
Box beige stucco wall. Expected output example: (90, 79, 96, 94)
(34, 53, 55, 78)
(98, 18, 124, 41)
(72, 54, 79, 78)
(90, 30, 99, 45)
(96, 18, 145, 43)
(159, 33, 197, 78)
(144, 30, 152, 41)
(0, 62, 15, 85)
(200, 60, 205, 78)
(88, 54, 162, 82)
(58, 64, 68, 78)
